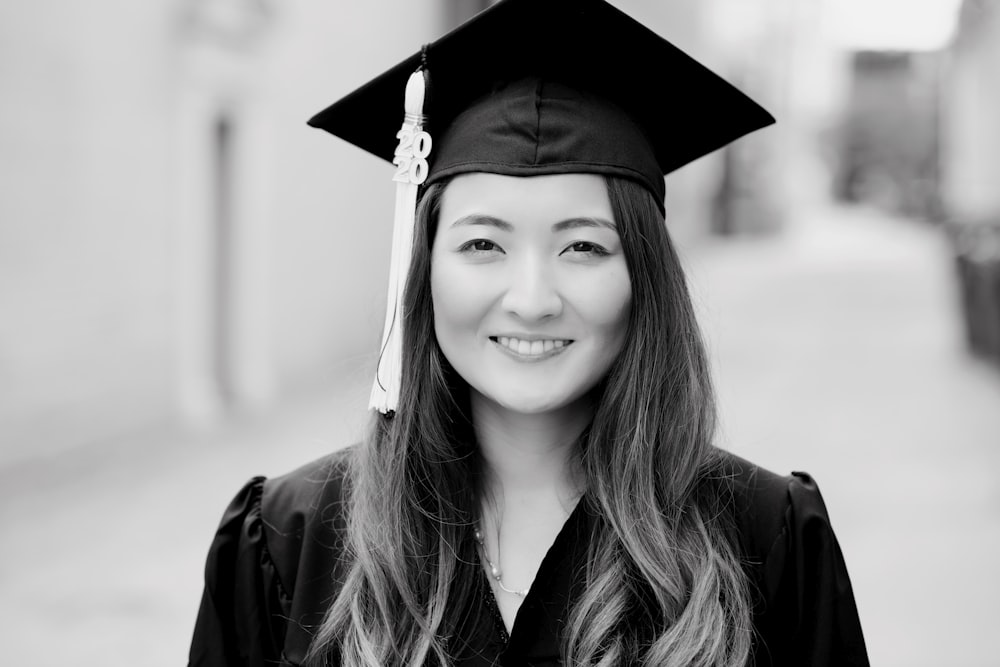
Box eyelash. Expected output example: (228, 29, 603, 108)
(459, 239, 501, 254)
(564, 241, 610, 256)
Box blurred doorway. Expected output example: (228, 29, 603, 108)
(173, 2, 275, 424)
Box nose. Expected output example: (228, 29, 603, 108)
(500, 255, 563, 321)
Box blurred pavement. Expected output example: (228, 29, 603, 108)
(2, 204, 999, 666)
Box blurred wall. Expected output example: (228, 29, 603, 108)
(0, 1, 445, 465)
(0, 2, 180, 462)
(834, 50, 944, 220)
(943, 0, 1000, 224)
(942, 0, 1000, 361)
(669, 0, 839, 235)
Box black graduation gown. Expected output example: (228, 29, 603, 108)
(188, 449, 869, 666)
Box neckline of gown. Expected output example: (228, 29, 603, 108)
(475, 493, 591, 655)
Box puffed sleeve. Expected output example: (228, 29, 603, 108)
(753, 472, 869, 667)
(188, 477, 291, 667)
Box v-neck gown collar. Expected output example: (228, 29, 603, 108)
(463, 498, 589, 665)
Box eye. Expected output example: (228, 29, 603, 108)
(562, 241, 610, 257)
(459, 239, 503, 254)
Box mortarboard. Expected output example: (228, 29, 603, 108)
(307, 0, 775, 414)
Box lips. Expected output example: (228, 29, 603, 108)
(491, 336, 573, 356)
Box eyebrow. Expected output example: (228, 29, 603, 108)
(449, 215, 514, 232)
(552, 217, 618, 232)
(448, 215, 617, 232)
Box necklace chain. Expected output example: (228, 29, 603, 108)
(473, 525, 529, 597)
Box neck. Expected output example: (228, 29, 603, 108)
(471, 391, 590, 504)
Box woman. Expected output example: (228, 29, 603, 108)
(189, 1, 869, 665)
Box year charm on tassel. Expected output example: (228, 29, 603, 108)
(370, 65, 431, 414)
(393, 127, 432, 184)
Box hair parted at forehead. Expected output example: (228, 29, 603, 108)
(402, 174, 705, 427)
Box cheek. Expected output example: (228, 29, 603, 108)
(577, 268, 632, 339)
(430, 259, 485, 339)
(604, 292, 632, 350)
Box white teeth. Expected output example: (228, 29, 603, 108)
(494, 337, 571, 356)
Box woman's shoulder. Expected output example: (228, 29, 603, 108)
(707, 448, 833, 562)
(709, 450, 870, 665)
(258, 444, 357, 585)
(189, 446, 358, 666)
(261, 445, 356, 532)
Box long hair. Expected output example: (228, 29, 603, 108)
(565, 177, 752, 665)
(307, 176, 752, 666)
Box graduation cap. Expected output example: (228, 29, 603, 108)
(308, 0, 775, 414)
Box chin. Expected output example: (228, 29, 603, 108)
(481, 386, 594, 417)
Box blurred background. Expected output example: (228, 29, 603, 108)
(1, 0, 999, 664)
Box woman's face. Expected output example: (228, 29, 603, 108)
(430, 172, 632, 416)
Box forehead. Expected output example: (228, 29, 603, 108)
(438, 173, 614, 226)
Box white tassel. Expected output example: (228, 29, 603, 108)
(369, 68, 431, 415)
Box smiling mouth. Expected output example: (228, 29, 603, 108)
(490, 336, 574, 357)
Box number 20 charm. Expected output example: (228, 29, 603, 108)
(393, 127, 432, 185)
